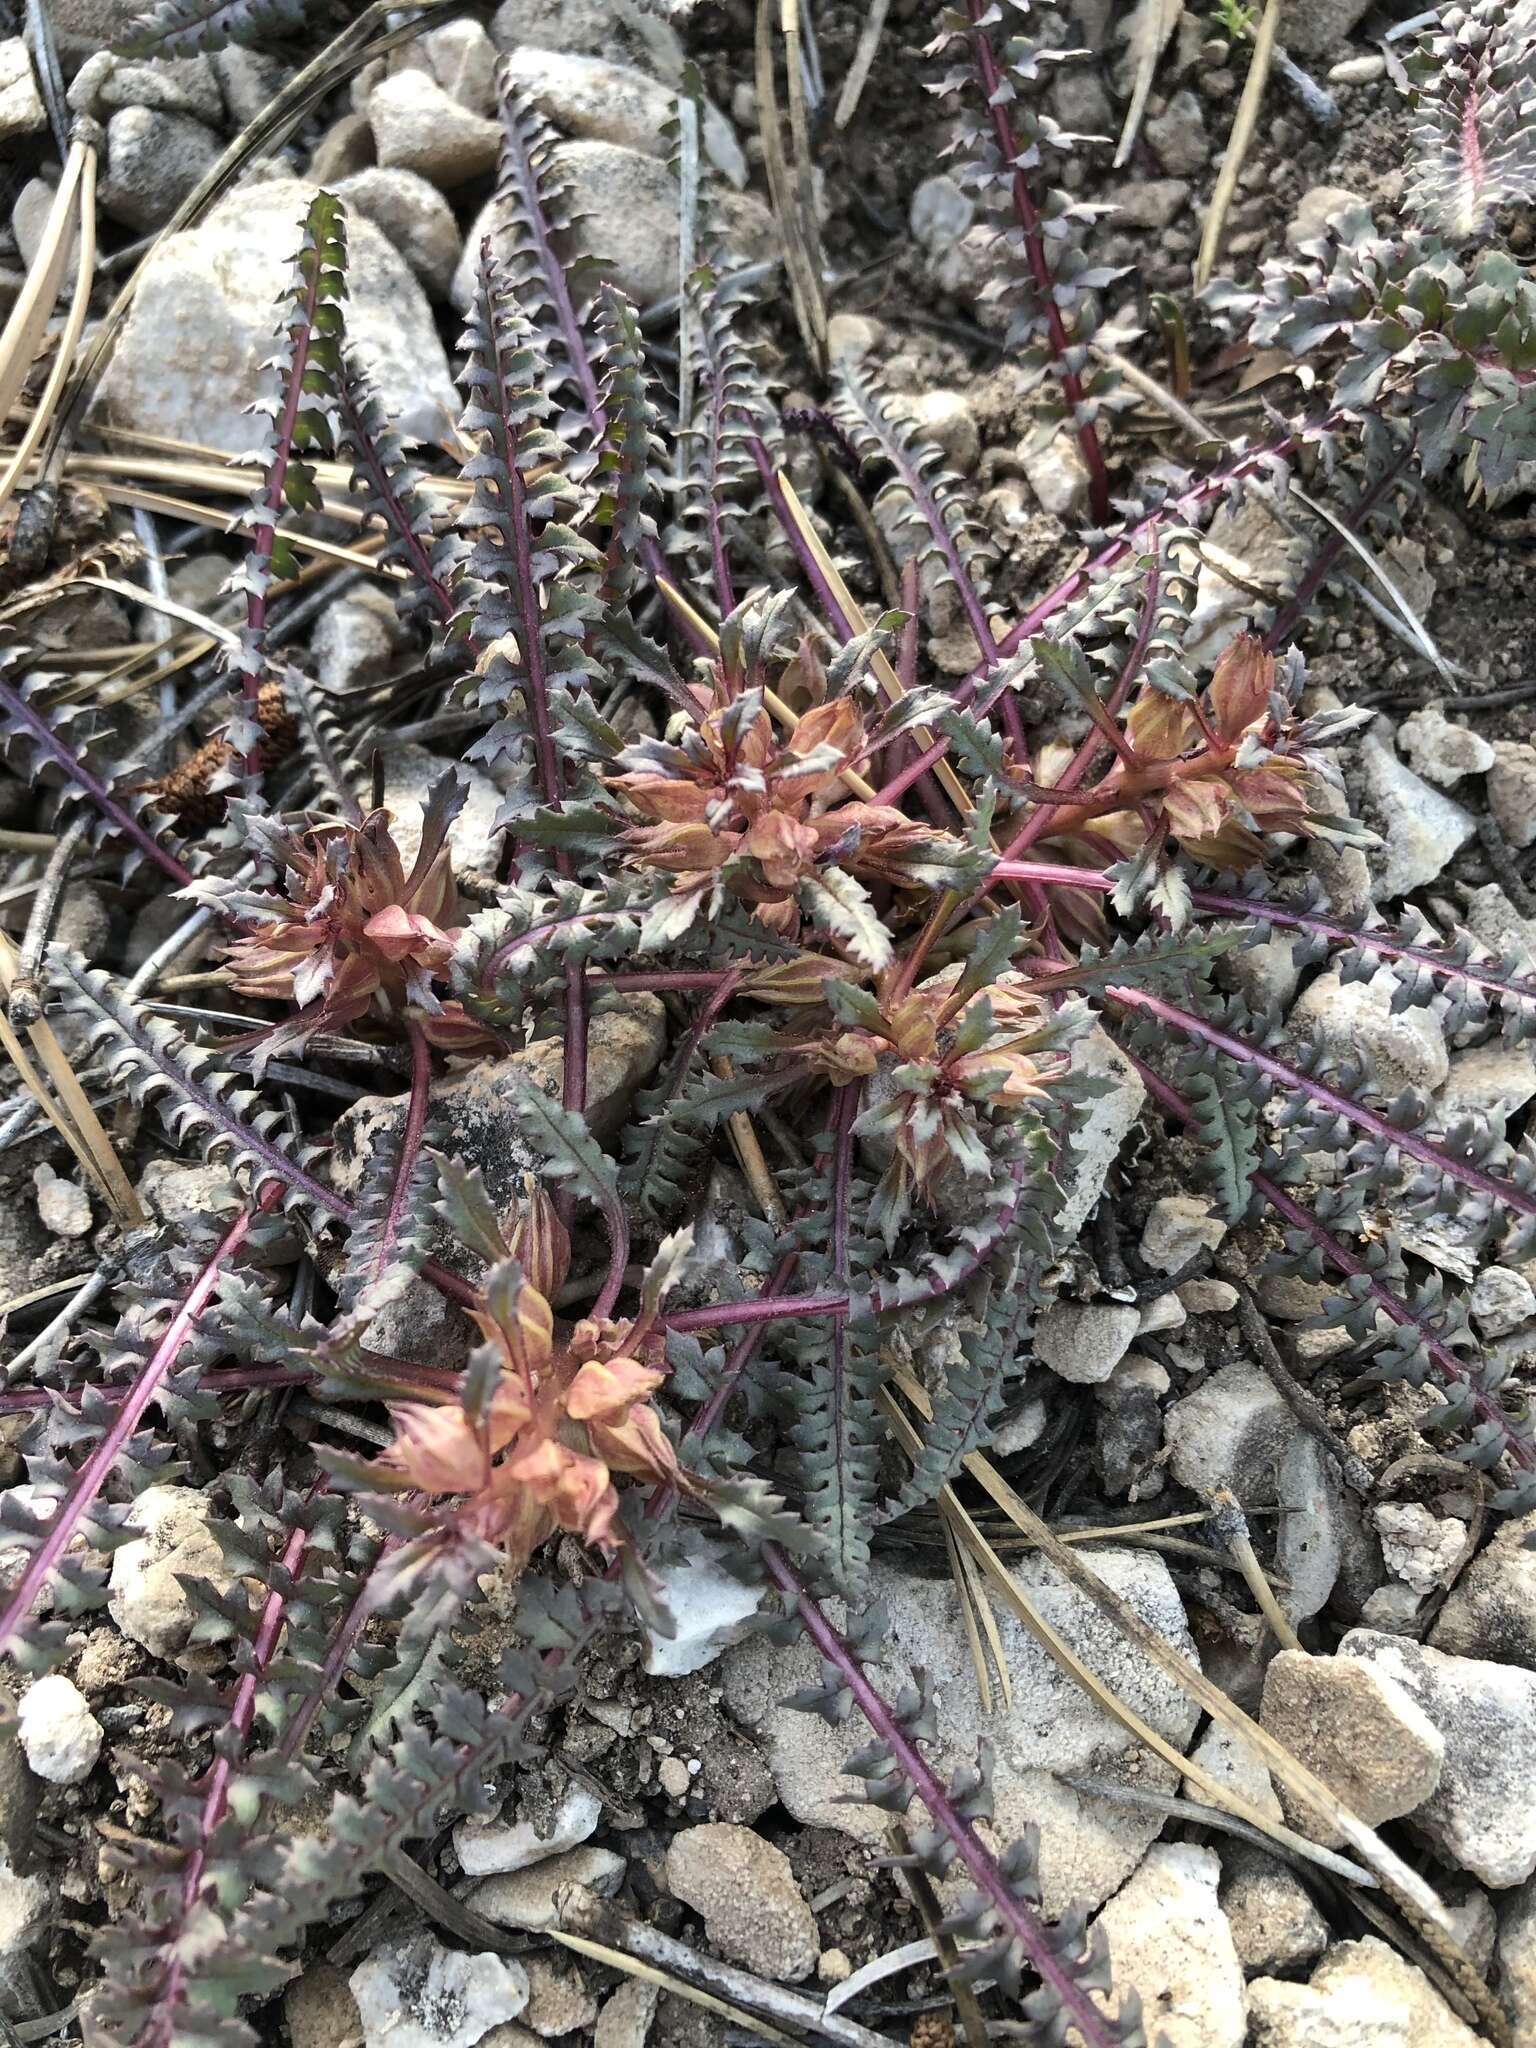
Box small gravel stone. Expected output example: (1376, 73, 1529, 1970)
(1282, 0, 1376, 57)
(107, 1485, 234, 1662)
(1440, 1041, 1536, 1125)
(471, 1846, 625, 1931)
(1179, 1279, 1239, 1314)
(1021, 437, 1091, 518)
(1054, 1028, 1147, 1237)
(1398, 703, 1496, 787)
(313, 588, 413, 694)
(286, 1964, 364, 2048)
(1472, 1266, 1536, 1339)
(520, 1956, 596, 2039)
(666, 1823, 818, 1982)
(1288, 963, 1448, 1096)
(1373, 1503, 1465, 1596)
(1497, 1877, 1536, 2047)
(1112, 178, 1190, 229)
(454, 141, 680, 311)
(454, 1784, 603, 1877)
(909, 173, 974, 248)
(1034, 1300, 1141, 1384)
(642, 1530, 761, 1676)
(1358, 732, 1476, 898)
(102, 106, 222, 231)
(1139, 1195, 1227, 1276)
(817, 1950, 852, 1985)
(657, 1757, 691, 1799)
(17, 1674, 102, 1785)
(1331, 52, 1387, 80)
(350, 1933, 527, 2048)
(593, 1979, 658, 2048)
(213, 45, 287, 127)
(418, 16, 497, 115)
(501, 47, 744, 186)
(1146, 89, 1207, 174)
(1184, 1723, 1282, 1826)
(33, 1167, 91, 1239)
(1259, 1645, 1444, 1845)
(1165, 1359, 1343, 1620)
(0, 39, 45, 141)
(333, 168, 461, 298)
(904, 389, 980, 472)
(1247, 1935, 1480, 2046)
(1490, 742, 1536, 850)
(1092, 1844, 1245, 2048)
(1218, 1844, 1328, 1977)
(827, 313, 880, 365)
(1341, 1628, 1536, 1886)
(1432, 1510, 1536, 1671)
(1287, 182, 1365, 248)
(98, 51, 223, 121)
(369, 70, 499, 187)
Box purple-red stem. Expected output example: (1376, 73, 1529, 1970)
(1110, 981, 1536, 1222)
(373, 1020, 433, 1288)
(1002, 562, 1162, 864)
(764, 1546, 1122, 2048)
(242, 260, 328, 779)
(965, 0, 1109, 524)
(1124, 1046, 1536, 1471)
(336, 370, 458, 628)
(0, 1188, 280, 1655)
(142, 1510, 317, 2047)
(0, 672, 192, 890)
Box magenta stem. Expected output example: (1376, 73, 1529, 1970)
(373, 1020, 432, 1287)
(763, 1547, 1123, 2048)
(1111, 982, 1536, 1221)
(0, 672, 192, 890)
(1123, 1045, 1536, 1471)
(0, 1187, 279, 1654)
(965, 0, 1109, 523)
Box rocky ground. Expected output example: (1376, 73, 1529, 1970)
(5, 0, 1536, 2045)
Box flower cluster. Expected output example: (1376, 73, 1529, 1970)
(373, 1190, 679, 1572)
(214, 776, 501, 1062)
(812, 973, 1067, 1237)
(1022, 635, 1362, 873)
(606, 673, 970, 957)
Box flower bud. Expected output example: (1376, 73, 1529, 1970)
(508, 1179, 571, 1301)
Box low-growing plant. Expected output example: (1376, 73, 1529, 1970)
(4, 5, 1536, 2044)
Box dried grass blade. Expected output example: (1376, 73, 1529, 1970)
(0, 938, 144, 1226)
(834, 0, 891, 127)
(876, 1384, 1354, 1877)
(1114, 0, 1184, 168)
(755, 0, 828, 373)
(0, 139, 96, 519)
(1196, 0, 1282, 290)
(941, 1514, 995, 1713)
(0, 135, 88, 436)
